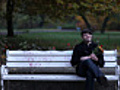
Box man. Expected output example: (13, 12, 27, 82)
(71, 29, 109, 90)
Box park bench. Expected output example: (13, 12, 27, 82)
(1, 49, 119, 90)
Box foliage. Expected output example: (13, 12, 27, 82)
(0, 0, 120, 36)
(1, 0, 120, 21)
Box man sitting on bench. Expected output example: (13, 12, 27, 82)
(71, 29, 109, 90)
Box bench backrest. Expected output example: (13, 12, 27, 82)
(6, 49, 117, 68)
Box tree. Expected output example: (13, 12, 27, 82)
(32, 0, 119, 33)
(1, 0, 120, 36)
(73, 0, 120, 33)
(6, 0, 14, 36)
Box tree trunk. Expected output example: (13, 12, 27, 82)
(80, 14, 92, 31)
(6, 0, 14, 37)
(39, 15, 45, 28)
(101, 16, 110, 34)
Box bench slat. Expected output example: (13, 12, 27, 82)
(104, 50, 117, 55)
(7, 56, 72, 62)
(7, 56, 116, 62)
(7, 50, 73, 56)
(6, 62, 71, 67)
(8, 50, 117, 56)
(2, 74, 118, 81)
(104, 57, 117, 61)
(6, 62, 117, 68)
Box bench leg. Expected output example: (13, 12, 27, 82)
(7, 80, 10, 90)
(117, 66, 120, 90)
(1, 79, 4, 90)
(118, 80, 120, 90)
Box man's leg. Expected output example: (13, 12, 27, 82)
(76, 59, 109, 87)
(83, 59, 104, 77)
(76, 61, 95, 90)
(83, 59, 109, 87)
(85, 70, 95, 90)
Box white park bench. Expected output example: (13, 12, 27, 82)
(1, 49, 119, 90)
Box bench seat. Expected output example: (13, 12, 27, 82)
(2, 74, 119, 81)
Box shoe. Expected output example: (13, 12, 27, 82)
(97, 76, 109, 87)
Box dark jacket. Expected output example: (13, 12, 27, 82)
(70, 41, 104, 67)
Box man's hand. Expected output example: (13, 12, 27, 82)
(80, 53, 98, 61)
(90, 53, 98, 61)
(80, 55, 91, 61)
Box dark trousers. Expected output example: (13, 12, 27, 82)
(76, 59, 104, 90)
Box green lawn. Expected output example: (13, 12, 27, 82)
(17, 31, 120, 49)
(1, 31, 120, 50)
(18, 32, 81, 49)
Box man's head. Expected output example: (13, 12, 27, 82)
(81, 29, 93, 42)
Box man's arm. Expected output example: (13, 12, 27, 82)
(71, 45, 80, 66)
(80, 53, 98, 61)
(80, 56, 91, 61)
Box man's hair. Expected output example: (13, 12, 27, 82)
(81, 29, 92, 37)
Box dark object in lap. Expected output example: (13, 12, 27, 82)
(92, 54, 105, 68)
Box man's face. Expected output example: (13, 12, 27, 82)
(82, 33, 92, 42)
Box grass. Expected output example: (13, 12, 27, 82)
(18, 31, 120, 49)
(1, 31, 120, 50)
(92, 31, 120, 49)
(17, 32, 81, 49)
